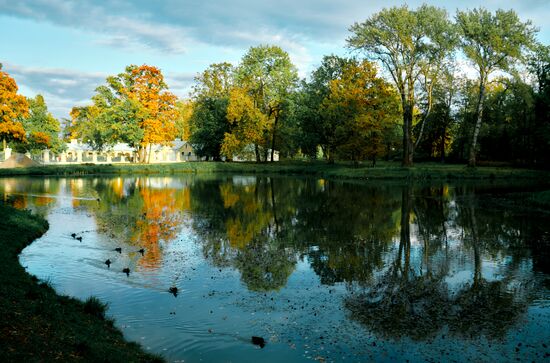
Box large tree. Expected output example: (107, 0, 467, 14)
(529, 45, 550, 164)
(321, 59, 401, 164)
(231, 45, 298, 162)
(189, 63, 234, 160)
(125, 65, 179, 162)
(223, 87, 267, 160)
(348, 5, 456, 166)
(456, 8, 536, 166)
(69, 65, 178, 162)
(0, 64, 28, 150)
(297, 55, 355, 160)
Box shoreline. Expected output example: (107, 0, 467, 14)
(0, 161, 549, 182)
(0, 204, 164, 362)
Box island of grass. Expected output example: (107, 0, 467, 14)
(0, 204, 163, 362)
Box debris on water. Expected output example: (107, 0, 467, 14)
(251, 336, 265, 348)
(169, 286, 178, 297)
(104, 259, 111, 268)
(123, 267, 130, 276)
(114, 247, 122, 253)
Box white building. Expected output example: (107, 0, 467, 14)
(40, 139, 198, 165)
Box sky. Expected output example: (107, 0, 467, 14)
(1, 0, 549, 120)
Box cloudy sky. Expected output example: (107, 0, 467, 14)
(1, 0, 549, 120)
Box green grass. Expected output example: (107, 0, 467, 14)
(0, 160, 548, 181)
(0, 204, 164, 362)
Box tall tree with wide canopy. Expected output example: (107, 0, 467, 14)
(321, 59, 401, 164)
(297, 55, 355, 160)
(0, 64, 28, 150)
(456, 8, 537, 166)
(69, 65, 178, 162)
(189, 62, 234, 160)
(125, 65, 179, 162)
(348, 5, 456, 166)
(232, 45, 298, 162)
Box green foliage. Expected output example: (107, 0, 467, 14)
(295, 55, 355, 159)
(188, 63, 234, 160)
(56, 11, 549, 168)
(457, 8, 536, 74)
(68, 65, 177, 159)
(18, 94, 64, 154)
(320, 59, 401, 163)
(456, 8, 537, 166)
(224, 45, 299, 161)
(348, 4, 456, 166)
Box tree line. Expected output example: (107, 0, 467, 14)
(1, 5, 548, 166)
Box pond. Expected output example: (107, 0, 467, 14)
(2, 175, 549, 362)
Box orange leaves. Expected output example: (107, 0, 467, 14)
(29, 131, 51, 147)
(0, 120, 26, 142)
(0, 70, 28, 142)
(125, 65, 179, 146)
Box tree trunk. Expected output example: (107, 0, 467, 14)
(327, 147, 334, 164)
(270, 115, 278, 162)
(138, 146, 145, 163)
(2, 138, 6, 151)
(402, 107, 414, 166)
(401, 88, 414, 167)
(440, 128, 446, 163)
(469, 75, 487, 167)
(147, 143, 152, 164)
(414, 80, 434, 152)
(254, 144, 261, 163)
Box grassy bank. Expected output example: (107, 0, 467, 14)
(0, 204, 163, 362)
(0, 160, 549, 181)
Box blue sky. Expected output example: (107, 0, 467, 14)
(1, 0, 549, 120)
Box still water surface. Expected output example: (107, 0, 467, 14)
(2, 175, 549, 362)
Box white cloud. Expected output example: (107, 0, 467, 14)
(4, 62, 196, 119)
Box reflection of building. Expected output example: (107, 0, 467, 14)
(39, 139, 198, 164)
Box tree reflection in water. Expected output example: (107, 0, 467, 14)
(345, 184, 541, 340)
(187, 177, 546, 340)
(91, 177, 189, 269)
(5, 175, 547, 342)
